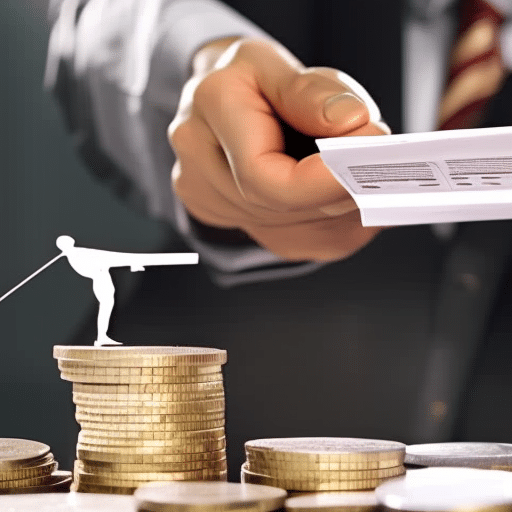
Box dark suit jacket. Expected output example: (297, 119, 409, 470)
(67, 0, 512, 481)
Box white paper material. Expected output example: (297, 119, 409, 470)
(316, 126, 512, 226)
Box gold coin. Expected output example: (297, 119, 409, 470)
(245, 438, 406, 464)
(53, 346, 227, 365)
(75, 406, 224, 421)
(77, 439, 226, 464)
(59, 360, 223, 374)
(0, 459, 58, 481)
(73, 382, 224, 394)
(73, 394, 224, 410)
(76, 409, 224, 424)
(246, 462, 405, 481)
(77, 458, 227, 473)
(74, 404, 225, 417)
(72, 392, 225, 402)
(0, 439, 51, 470)
(77, 438, 226, 455)
(77, 420, 225, 433)
(60, 372, 223, 385)
(75, 469, 228, 486)
(134, 481, 288, 512)
(241, 464, 392, 492)
(285, 491, 379, 512)
(78, 427, 226, 441)
(75, 461, 227, 482)
(77, 437, 226, 453)
(0, 473, 54, 489)
(79, 427, 224, 439)
(77, 434, 225, 448)
(79, 448, 226, 464)
(247, 451, 403, 471)
(0, 471, 72, 495)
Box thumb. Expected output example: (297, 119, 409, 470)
(242, 42, 381, 136)
(276, 67, 382, 137)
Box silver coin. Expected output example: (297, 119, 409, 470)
(285, 491, 378, 512)
(405, 443, 512, 468)
(0, 492, 136, 511)
(376, 467, 512, 511)
(135, 481, 287, 512)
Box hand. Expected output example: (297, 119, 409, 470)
(168, 38, 390, 262)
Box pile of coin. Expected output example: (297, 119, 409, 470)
(405, 442, 512, 470)
(53, 345, 228, 494)
(134, 481, 287, 512)
(242, 438, 406, 491)
(0, 438, 71, 494)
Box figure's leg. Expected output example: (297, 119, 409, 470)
(92, 270, 120, 346)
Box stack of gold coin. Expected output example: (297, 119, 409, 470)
(53, 345, 228, 495)
(0, 438, 71, 494)
(242, 438, 406, 492)
(134, 481, 287, 512)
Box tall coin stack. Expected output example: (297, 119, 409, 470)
(0, 438, 71, 494)
(53, 346, 228, 495)
(242, 438, 406, 492)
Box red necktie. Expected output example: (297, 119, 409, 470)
(438, 0, 507, 130)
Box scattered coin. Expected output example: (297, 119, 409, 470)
(405, 443, 512, 469)
(134, 481, 287, 512)
(285, 491, 378, 512)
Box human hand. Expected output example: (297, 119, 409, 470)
(168, 38, 390, 262)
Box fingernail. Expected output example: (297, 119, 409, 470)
(323, 92, 365, 124)
(319, 199, 357, 217)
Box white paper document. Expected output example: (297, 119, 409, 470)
(316, 126, 512, 226)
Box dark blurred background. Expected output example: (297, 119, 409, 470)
(0, 0, 166, 469)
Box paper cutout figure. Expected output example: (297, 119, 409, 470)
(0, 236, 198, 347)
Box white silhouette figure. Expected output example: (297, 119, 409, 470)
(0, 236, 198, 347)
(55, 236, 198, 346)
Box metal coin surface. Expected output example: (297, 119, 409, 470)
(375, 467, 512, 511)
(246, 452, 403, 471)
(405, 443, 512, 469)
(73, 395, 224, 411)
(246, 462, 405, 481)
(60, 372, 223, 385)
(76, 458, 227, 473)
(285, 491, 378, 512)
(134, 481, 287, 512)
(71, 392, 225, 402)
(54, 346, 227, 365)
(241, 464, 391, 492)
(0, 491, 136, 509)
(0, 459, 57, 481)
(0, 439, 51, 470)
(59, 360, 223, 373)
(245, 438, 406, 463)
(75, 468, 228, 484)
(78, 448, 226, 464)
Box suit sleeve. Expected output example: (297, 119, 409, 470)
(45, 0, 324, 286)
